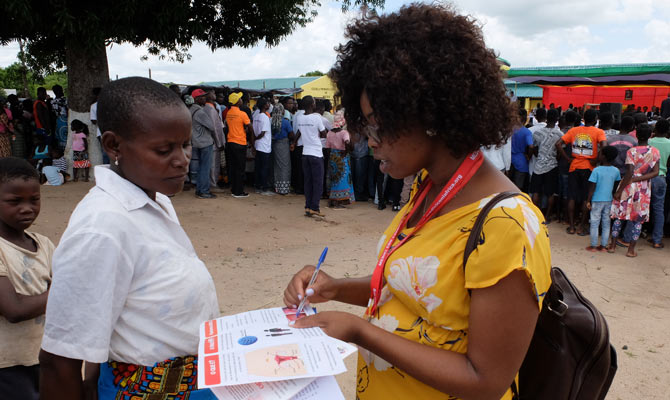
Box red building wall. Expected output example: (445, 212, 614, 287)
(541, 85, 670, 109)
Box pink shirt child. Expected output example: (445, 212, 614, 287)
(72, 132, 87, 152)
(325, 129, 350, 151)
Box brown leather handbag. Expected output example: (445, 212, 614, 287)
(464, 192, 618, 400)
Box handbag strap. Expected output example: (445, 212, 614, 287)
(463, 191, 522, 270)
(463, 190, 524, 400)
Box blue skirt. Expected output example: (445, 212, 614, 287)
(328, 149, 355, 201)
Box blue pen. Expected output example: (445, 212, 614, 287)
(295, 247, 328, 318)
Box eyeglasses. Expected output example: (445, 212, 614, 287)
(366, 123, 382, 143)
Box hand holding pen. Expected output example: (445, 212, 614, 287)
(294, 247, 328, 318)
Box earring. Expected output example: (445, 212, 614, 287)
(114, 159, 119, 166)
(426, 129, 437, 137)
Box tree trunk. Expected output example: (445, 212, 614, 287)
(65, 38, 109, 177)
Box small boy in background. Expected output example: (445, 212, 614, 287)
(0, 157, 55, 399)
(586, 146, 621, 252)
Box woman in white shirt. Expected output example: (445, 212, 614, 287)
(39, 77, 220, 400)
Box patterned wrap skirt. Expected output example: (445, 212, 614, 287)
(98, 356, 216, 400)
(328, 149, 355, 201)
(273, 138, 291, 194)
(73, 150, 91, 169)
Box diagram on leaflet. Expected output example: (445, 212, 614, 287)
(245, 344, 307, 377)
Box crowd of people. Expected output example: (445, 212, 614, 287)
(496, 103, 670, 256)
(172, 86, 412, 216)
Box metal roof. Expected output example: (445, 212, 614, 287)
(201, 76, 321, 90)
(504, 80, 543, 98)
(507, 63, 670, 78)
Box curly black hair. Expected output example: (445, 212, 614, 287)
(330, 3, 516, 157)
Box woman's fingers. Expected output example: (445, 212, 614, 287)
(284, 265, 316, 306)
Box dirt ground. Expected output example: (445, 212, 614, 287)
(35, 182, 670, 399)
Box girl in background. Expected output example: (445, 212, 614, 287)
(326, 112, 354, 208)
(608, 123, 659, 257)
(70, 119, 91, 182)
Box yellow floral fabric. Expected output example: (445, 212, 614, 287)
(356, 188, 552, 400)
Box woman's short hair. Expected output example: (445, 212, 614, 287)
(330, 4, 516, 157)
(97, 77, 186, 138)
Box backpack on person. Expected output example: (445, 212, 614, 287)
(464, 192, 617, 400)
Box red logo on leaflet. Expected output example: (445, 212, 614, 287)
(205, 337, 218, 354)
(205, 320, 218, 337)
(204, 355, 221, 386)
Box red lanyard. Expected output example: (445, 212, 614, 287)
(365, 151, 484, 318)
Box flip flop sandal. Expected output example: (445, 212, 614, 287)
(577, 230, 589, 236)
(652, 242, 665, 249)
(566, 227, 576, 235)
(585, 246, 598, 252)
(616, 240, 630, 248)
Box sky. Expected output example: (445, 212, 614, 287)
(2, 0, 670, 84)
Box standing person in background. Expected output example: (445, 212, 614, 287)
(660, 93, 670, 120)
(189, 89, 216, 199)
(291, 98, 306, 194)
(481, 139, 511, 174)
(350, 129, 370, 201)
(609, 124, 659, 257)
(70, 120, 91, 182)
(226, 92, 252, 198)
(556, 109, 607, 235)
(527, 107, 547, 177)
(599, 112, 619, 137)
(33, 88, 52, 146)
(326, 112, 354, 208)
(0, 158, 55, 400)
(585, 146, 620, 252)
(51, 85, 68, 150)
(510, 108, 533, 192)
(529, 108, 561, 222)
(90, 87, 109, 164)
(317, 100, 333, 199)
(252, 98, 273, 195)
(648, 119, 670, 249)
(204, 91, 226, 193)
(272, 102, 292, 195)
(295, 96, 327, 217)
(607, 116, 638, 177)
(0, 110, 13, 158)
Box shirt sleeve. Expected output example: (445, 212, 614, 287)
(465, 196, 552, 310)
(90, 104, 97, 121)
(598, 129, 607, 143)
(625, 148, 634, 165)
(317, 116, 325, 132)
(242, 111, 251, 126)
(588, 169, 598, 183)
(195, 108, 215, 132)
(561, 130, 572, 144)
(41, 230, 134, 363)
(615, 169, 621, 181)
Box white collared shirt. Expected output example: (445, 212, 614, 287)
(42, 166, 219, 366)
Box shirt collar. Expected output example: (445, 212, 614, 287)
(94, 165, 172, 214)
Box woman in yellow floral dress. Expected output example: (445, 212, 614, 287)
(283, 4, 552, 400)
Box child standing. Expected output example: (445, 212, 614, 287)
(608, 124, 660, 257)
(0, 157, 55, 400)
(585, 146, 620, 252)
(71, 119, 91, 182)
